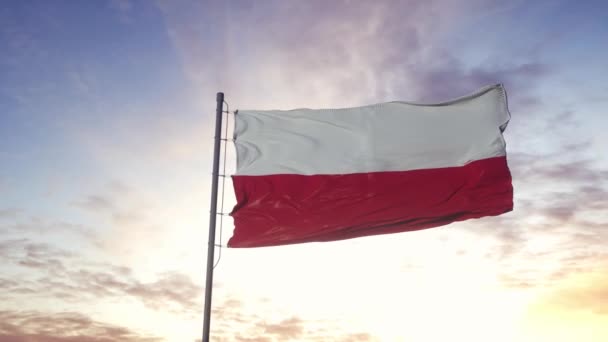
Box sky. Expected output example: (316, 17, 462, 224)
(0, 0, 607, 341)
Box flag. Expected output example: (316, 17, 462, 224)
(228, 84, 513, 248)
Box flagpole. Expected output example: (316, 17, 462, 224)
(202, 92, 224, 342)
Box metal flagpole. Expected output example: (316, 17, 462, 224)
(202, 92, 224, 342)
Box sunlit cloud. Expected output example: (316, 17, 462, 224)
(520, 266, 608, 341)
(0, 208, 20, 220)
(0, 238, 201, 316)
(207, 297, 379, 342)
(0, 310, 160, 342)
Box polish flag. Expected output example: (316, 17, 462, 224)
(228, 84, 513, 248)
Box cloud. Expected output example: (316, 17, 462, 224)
(0, 239, 71, 263)
(160, 0, 546, 109)
(532, 266, 608, 316)
(74, 195, 114, 212)
(406, 62, 550, 104)
(108, 0, 135, 25)
(0, 216, 98, 243)
(62, 268, 201, 315)
(454, 135, 608, 291)
(0, 5, 42, 67)
(109, 0, 132, 14)
(66, 182, 207, 264)
(208, 298, 376, 342)
(515, 155, 608, 226)
(0, 209, 19, 220)
(90, 182, 145, 222)
(0, 239, 201, 315)
(261, 317, 303, 339)
(0, 310, 160, 342)
(523, 160, 608, 185)
(123, 272, 201, 314)
(73, 187, 148, 225)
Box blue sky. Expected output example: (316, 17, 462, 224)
(1, 1, 607, 341)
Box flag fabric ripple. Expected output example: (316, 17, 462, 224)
(228, 84, 513, 248)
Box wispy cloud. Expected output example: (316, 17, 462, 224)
(0, 208, 19, 220)
(0, 216, 97, 242)
(73, 192, 147, 226)
(0, 239, 201, 315)
(207, 298, 377, 342)
(75, 195, 115, 212)
(260, 317, 303, 339)
(160, 0, 552, 111)
(109, 0, 133, 24)
(525, 262, 608, 323)
(546, 273, 608, 315)
(445, 138, 608, 291)
(0, 310, 160, 342)
(407, 62, 550, 104)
